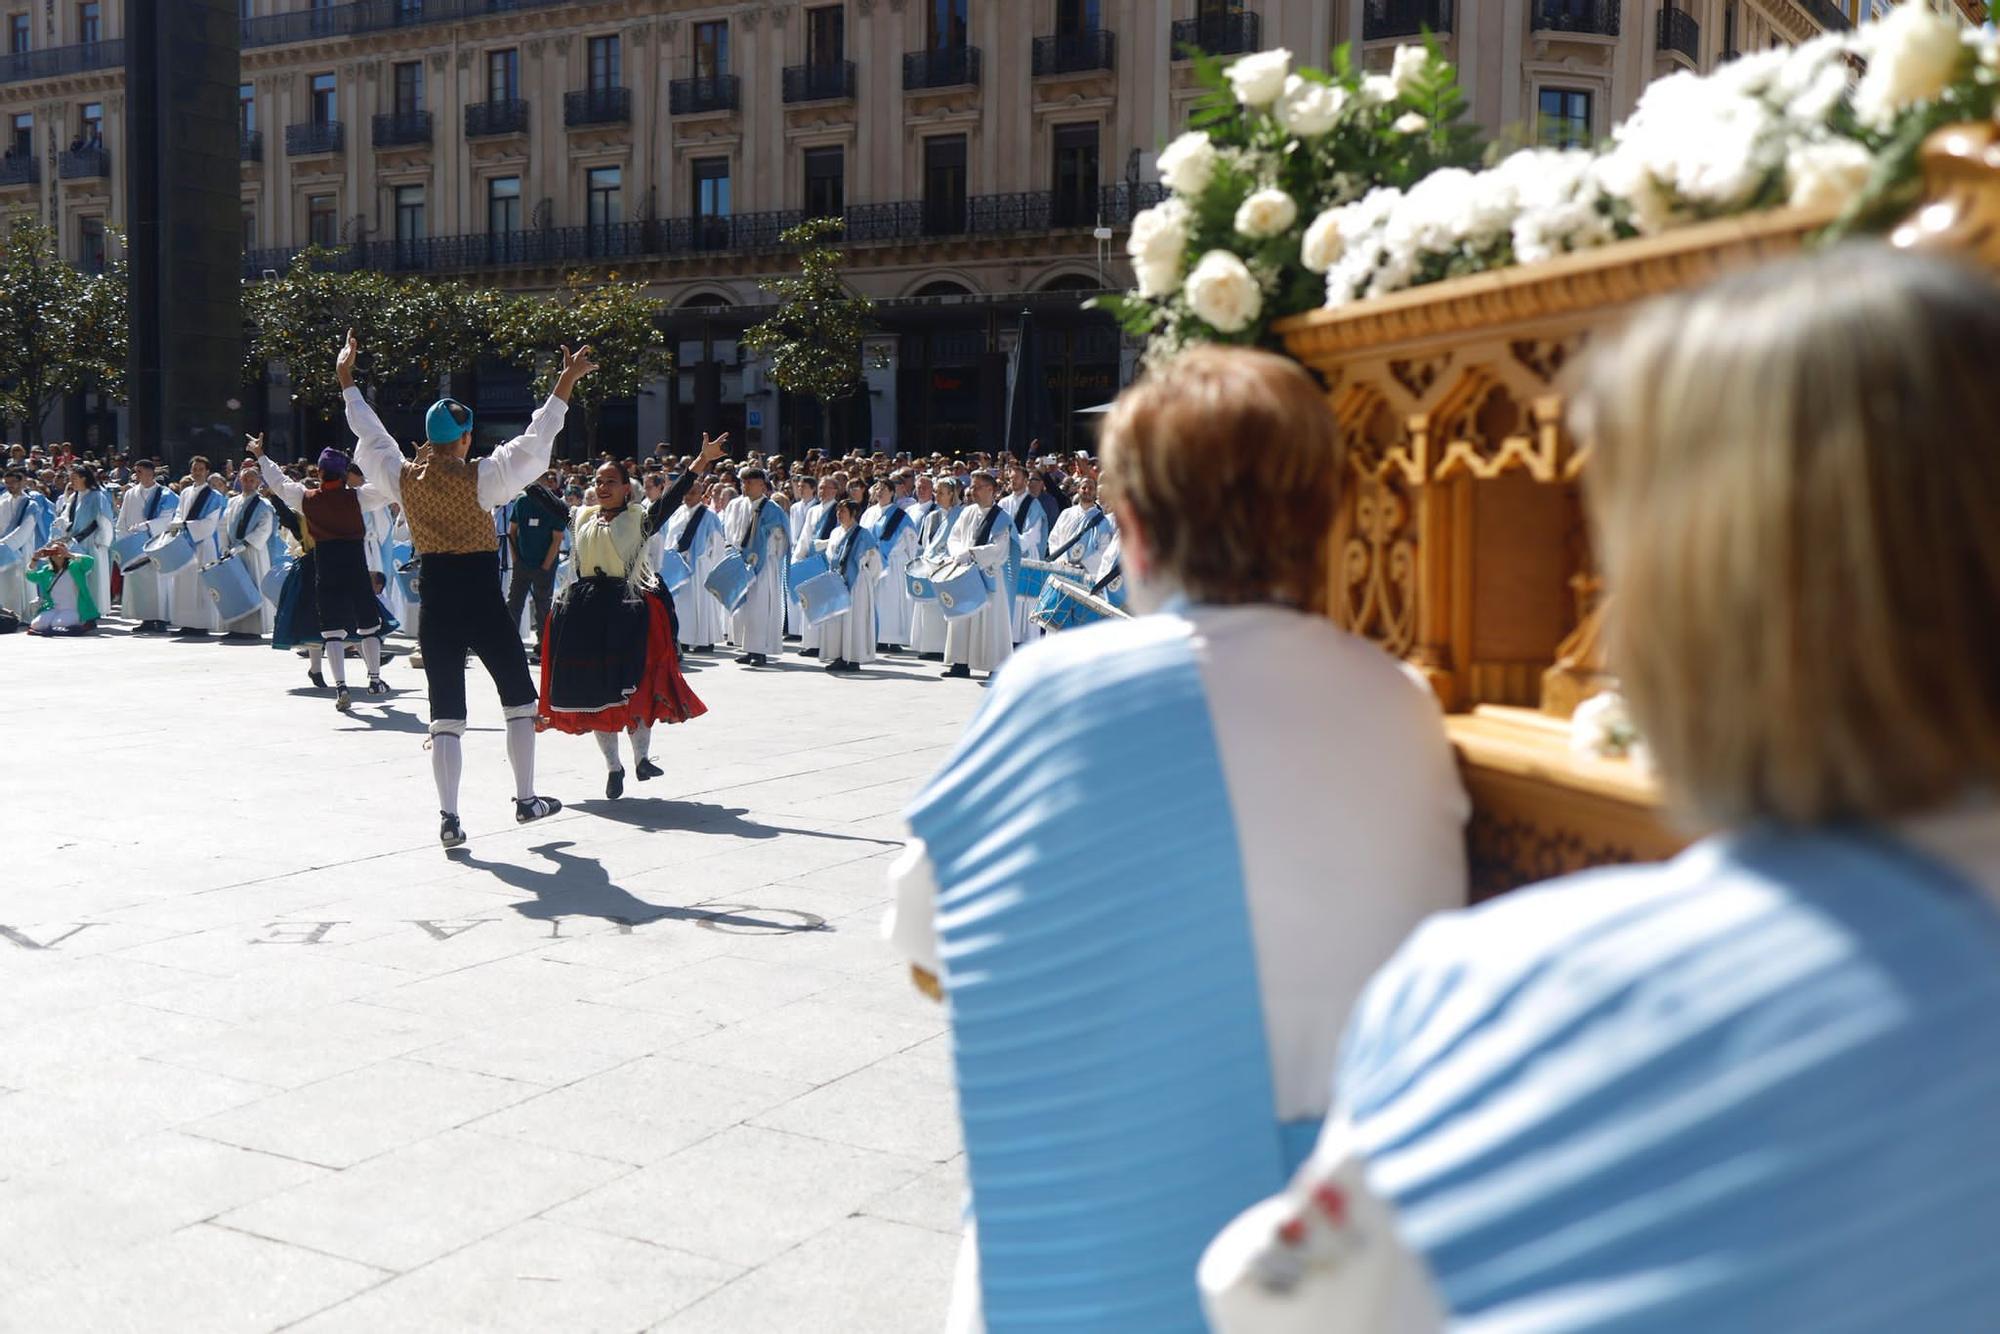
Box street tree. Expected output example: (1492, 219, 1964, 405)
(0, 217, 127, 448)
(487, 269, 671, 457)
(742, 217, 878, 455)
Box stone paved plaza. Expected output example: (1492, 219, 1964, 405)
(0, 623, 981, 1332)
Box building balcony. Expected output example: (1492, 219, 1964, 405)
(0, 37, 124, 85)
(564, 86, 631, 128)
(782, 60, 856, 103)
(1531, 0, 1620, 35)
(1799, 0, 1851, 30)
(1171, 12, 1261, 58)
(1656, 6, 1699, 63)
(373, 110, 433, 148)
(464, 98, 529, 138)
(58, 144, 109, 179)
(240, 130, 264, 162)
(1033, 29, 1116, 75)
(0, 153, 37, 185)
(904, 45, 981, 91)
(1363, 0, 1453, 40)
(240, 0, 573, 50)
(669, 74, 739, 116)
(285, 121, 345, 156)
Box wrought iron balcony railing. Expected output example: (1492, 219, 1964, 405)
(0, 37, 124, 85)
(783, 60, 857, 103)
(1799, 0, 1851, 30)
(240, 130, 264, 162)
(564, 86, 631, 127)
(904, 45, 981, 90)
(1363, 0, 1454, 40)
(670, 74, 740, 115)
(286, 121, 345, 156)
(372, 110, 433, 148)
(0, 153, 37, 185)
(1033, 28, 1116, 75)
(464, 98, 529, 137)
(59, 144, 109, 179)
(1531, 0, 1620, 35)
(1171, 12, 1261, 57)
(240, 0, 573, 50)
(1656, 5, 1699, 62)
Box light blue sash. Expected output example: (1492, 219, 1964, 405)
(908, 617, 1296, 1332)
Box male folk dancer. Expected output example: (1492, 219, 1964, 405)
(340, 330, 592, 848)
(253, 437, 393, 708)
(115, 459, 178, 632)
(721, 467, 790, 667)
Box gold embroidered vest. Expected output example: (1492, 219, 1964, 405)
(399, 451, 496, 555)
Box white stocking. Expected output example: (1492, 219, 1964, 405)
(594, 730, 623, 773)
(361, 636, 383, 679)
(306, 642, 323, 671)
(324, 635, 348, 686)
(504, 713, 536, 802)
(430, 731, 463, 815)
(629, 723, 652, 764)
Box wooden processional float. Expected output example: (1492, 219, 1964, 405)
(1274, 123, 2000, 900)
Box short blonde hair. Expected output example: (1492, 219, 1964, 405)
(1575, 246, 2000, 830)
(1100, 346, 1340, 609)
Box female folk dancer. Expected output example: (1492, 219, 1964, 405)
(539, 436, 725, 798)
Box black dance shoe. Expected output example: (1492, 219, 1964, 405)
(334, 687, 353, 712)
(636, 758, 663, 782)
(439, 812, 466, 849)
(308, 668, 327, 689)
(367, 677, 390, 696)
(515, 795, 563, 824)
(606, 769, 625, 801)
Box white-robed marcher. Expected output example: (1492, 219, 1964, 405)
(908, 483, 962, 660)
(46, 470, 115, 617)
(115, 462, 178, 628)
(886, 350, 1470, 1334)
(784, 481, 813, 637)
(0, 475, 43, 621)
(1045, 480, 1113, 581)
(941, 472, 1017, 679)
(723, 468, 791, 665)
(164, 466, 228, 633)
(863, 482, 919, 651)
(216, 469, 276, 636)
(816, 502, 883, 672)
(663, 483, 728, 651)
(1000, 476, 1048, 643)
(792, 479, 840, 656)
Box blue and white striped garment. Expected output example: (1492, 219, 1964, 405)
(1339, 828, 2000, 1332)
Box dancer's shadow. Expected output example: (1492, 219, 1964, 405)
(570, 797, 900, 847)
(336, 701, 432, 734)
(460, 840, 817, 931)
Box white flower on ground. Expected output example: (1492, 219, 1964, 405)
(1226, 48, 1293, 106)
(1852, 4, 1963, 130)
(1184, 250, 1264, 332)
(1276, 75, 1346, 136)
(1157, 131, 1219, 196)
(1234, 188, 1300, 239)
(1300, 207, 1345, 273)
(1390, 44, 1431, 95)
(1127, 200, 1191, 298)
(1392, 111, 1429, 134)
(1786, 138, 1875, 211)
(1358, 73, 1399, 106)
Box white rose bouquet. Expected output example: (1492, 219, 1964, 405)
(1096, 39, 1481, 363)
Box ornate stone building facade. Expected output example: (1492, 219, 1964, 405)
(2, 0, 1925, 453)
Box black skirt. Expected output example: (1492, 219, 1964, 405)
(542, 575, 656, 713)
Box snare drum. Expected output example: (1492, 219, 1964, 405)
(200, 554, 261, 623)
(905, 559, 940, 602)
(1015, 559, 1064, 601)
(142, 528, 198, 576)
(111, 529, 154, 572)
(795, 570, 853, 627)
(261, 556, 295, 605)
(1032, 575, 1126, 633)
(788, 551, 830, 602)
(395, 560, 421, 608)
(934, 563, 990, 621)
(656, 546, 693, 594)
(704, 549, 755, 613)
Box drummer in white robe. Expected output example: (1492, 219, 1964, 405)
(1000, 465, 1048, 643)
(863, 478, 919, 653)
(723, 466, 790, 666)
(114, 459, 179, 632)
(817, 498, 883, 673)
(1044, 476, 1113, 585)
(908, 477, 962, 662)
(46, 465, 115, 618)
(942, 469, 1017, 680)
(217, 464, 276, 639)
(0, 467, 45, 622)
(792, 476, 840, 658)
(784, 477, 814, 638)
(164, 457, 228, 635)
(663, 477, 727, 652)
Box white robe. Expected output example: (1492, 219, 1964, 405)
(47, 489, 113, 616)
(363, 504, 402, 624)
(724, 495, 788, 657)
(1046, 503, 1112, 581)
(865, 501, 920, 650)
(819, 528, 884, 667)
(792, 500, 836, 652)
(115, 483, 178, 622)
(943, 502, 1014, 675)
(1003, 492, 1049, 643)
(218, 492, 276, 634)
(0, 490, 41, 621)
(908, 505, 959, 658)
(664, 501, 727, 649)
(785, 496, 813, 637)
(165, 484, 228, 631)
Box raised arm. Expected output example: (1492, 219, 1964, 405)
(335, 332, 408, 508)
(642, 432, 728, 539)
(251, 439, 308, 509)
(478, 343, 595, 510)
